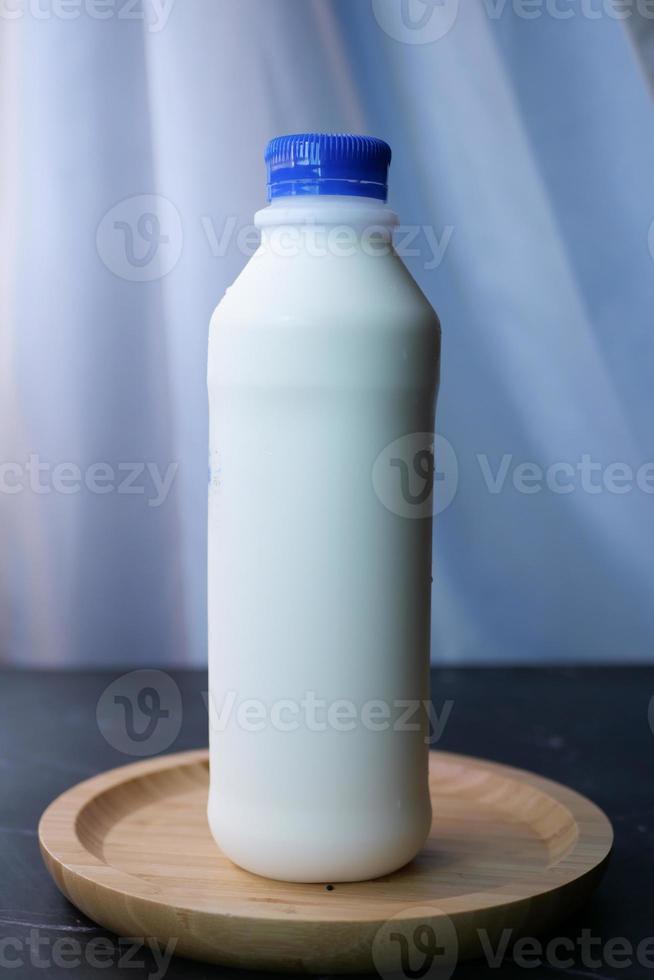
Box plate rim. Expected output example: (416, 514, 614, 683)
(38, 747, 613, 927)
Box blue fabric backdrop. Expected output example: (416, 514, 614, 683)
(1, 0, 653, 664)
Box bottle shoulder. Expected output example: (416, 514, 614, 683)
(208, 246, 440, 394)
(211, 246, 440, 334)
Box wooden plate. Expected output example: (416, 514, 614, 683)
(39, 749, 612, 974)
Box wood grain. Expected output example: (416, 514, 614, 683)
(39, 749, 612, 973)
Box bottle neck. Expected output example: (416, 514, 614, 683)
(254, 194, 399, 237)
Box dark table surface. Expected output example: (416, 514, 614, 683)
(0, 666, 652, 980)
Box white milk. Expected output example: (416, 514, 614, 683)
(207, 135, 441, 882)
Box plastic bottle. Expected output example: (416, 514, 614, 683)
(207, 134, 441, 882)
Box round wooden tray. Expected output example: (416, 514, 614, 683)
(39, 749, 612, 974)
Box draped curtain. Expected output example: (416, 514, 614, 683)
(1, 0, 653, 665)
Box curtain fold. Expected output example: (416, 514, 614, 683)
(1, 0, 653, 664)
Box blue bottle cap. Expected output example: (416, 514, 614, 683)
(265, 133, 392, 202)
